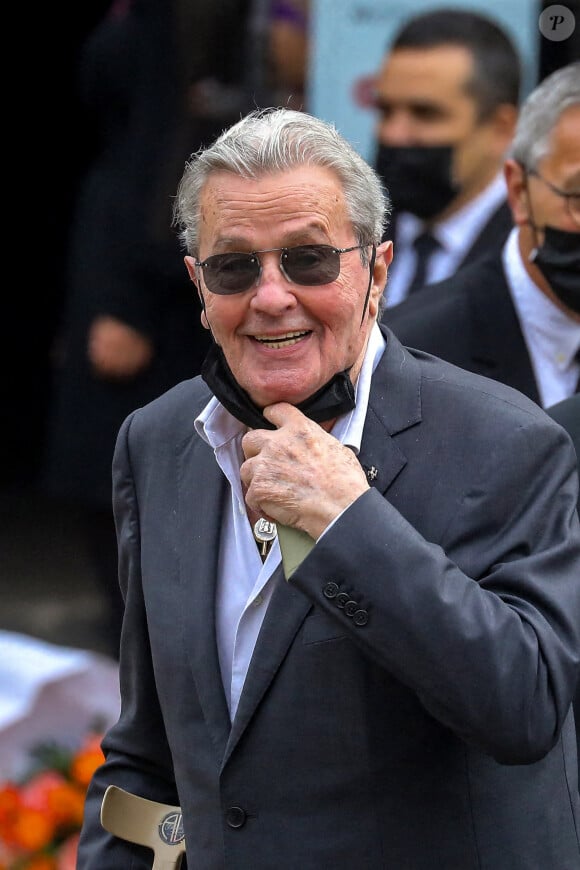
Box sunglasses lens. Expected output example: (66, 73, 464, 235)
(202, 253, 260, 295)
(199, 245, 344, 294)
(283, 245, 340, 285)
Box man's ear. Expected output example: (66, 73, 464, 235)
(487, 103, 518, 157)
(184, 255, 210, 329)
(368, 240, 393, 317)
(504, 159, 529, 227)
(184, 255, 197, 284)
(374, 240, 392, 286)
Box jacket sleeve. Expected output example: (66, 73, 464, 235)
(77, 410, 180, 868)
(289, 411, 580, 764)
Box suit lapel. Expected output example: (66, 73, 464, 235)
(458, 200, 512, 268)
(360, 326, 421, 494)
(177, 430, 232, 761)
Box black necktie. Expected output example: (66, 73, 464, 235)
(575, 349, 580, 394)
(407, 231, 440, 295)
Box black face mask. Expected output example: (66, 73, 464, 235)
(375, 143, 460, 221)
(201, 343, 356, 430)
(530, 225, 580, 314)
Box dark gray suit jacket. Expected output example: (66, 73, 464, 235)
(78, 327, 580, 869)
(549, 395, 580, 474)
(459, 200, 513, 265)
(547, 393, 580, 768)
(384, 261, 580, 784)
(383, 253, 540, 403)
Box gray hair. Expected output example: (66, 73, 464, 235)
(509, 62, 580, 170)
(173, 107, 390, 259)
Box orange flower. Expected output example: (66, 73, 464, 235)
(70, 735, 104, 788)
(22, 772, 66, 809)
(17, 772, 83, 831)
(0, 733, 104, 868)
(0, 783, 20, 826)
(6, 804, 54, 852)
(47, 781, 85, 829)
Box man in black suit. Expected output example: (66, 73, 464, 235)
(370, 8, 520, 307)
(384, 62, 580, 410)
(76, 107, 580, 868)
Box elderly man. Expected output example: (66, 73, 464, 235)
(78, 108, 580, 869)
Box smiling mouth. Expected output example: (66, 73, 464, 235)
(254, 330, 310, 349)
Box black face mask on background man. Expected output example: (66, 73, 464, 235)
(375, 143, 460, 221)
(530, 224, 580, 314)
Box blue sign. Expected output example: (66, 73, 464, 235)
(308, 0, 539, 162)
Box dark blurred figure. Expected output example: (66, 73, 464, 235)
(42, 0, 268, 657)
(369, 8, 520, 307)
(268, 0, 310, 109)
(538, 0, 580, 82)
(384, 62, 579, 410)
(2, 3, 110, 491)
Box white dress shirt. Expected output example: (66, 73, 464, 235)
(385, 173, 507, 308)
(194, 322, 386, 720)
(502, 227, 580, 408)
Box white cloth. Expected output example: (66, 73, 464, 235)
(194, 323, 386, 719)
(385, 173, 507, 307)
(0, 631, 120, 781)
(503, 228, 580, 408)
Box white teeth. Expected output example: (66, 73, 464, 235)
(255, 331, 308, 348)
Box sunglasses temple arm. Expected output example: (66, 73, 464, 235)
(359, 246, 377, 327)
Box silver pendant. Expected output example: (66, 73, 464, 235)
(253, 518, 278, 557)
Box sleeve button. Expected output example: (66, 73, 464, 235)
(344, 600, 358, 617)
(353, 609, 369, 626)
(323, 581, 339, 599)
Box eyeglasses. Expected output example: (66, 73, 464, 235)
(194, 244, 370, 295)
(528, 169, 580, 228)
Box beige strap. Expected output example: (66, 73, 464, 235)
(100, 785, 185, 869)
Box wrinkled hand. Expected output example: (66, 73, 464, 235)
(88, 315, 154, 380)
(241, 403, 369, 540)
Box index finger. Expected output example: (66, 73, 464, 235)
(262, 402, 307, 429)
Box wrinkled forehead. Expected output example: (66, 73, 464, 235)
(198, 166, 352, 250)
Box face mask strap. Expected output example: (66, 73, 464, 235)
(519, 166, 543, 262)
(360, 245, 377, 327)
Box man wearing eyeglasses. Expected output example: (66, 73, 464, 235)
(78, 107, 580, 869)
(385, 62, 580, 411)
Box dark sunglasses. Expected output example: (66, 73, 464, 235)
(194, 243, 370, 295)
